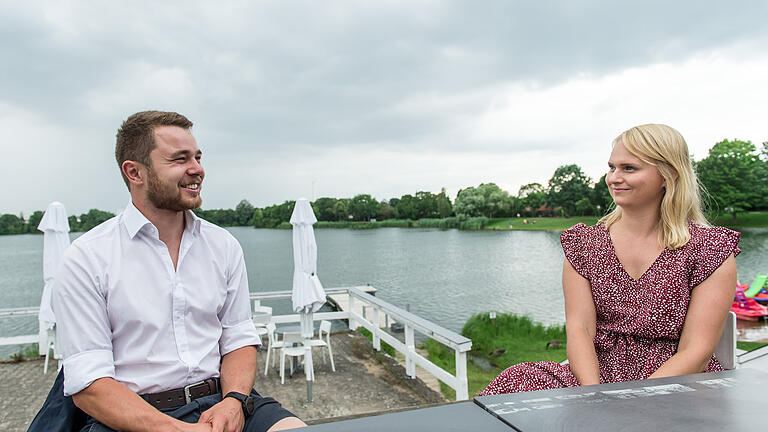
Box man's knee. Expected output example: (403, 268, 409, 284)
(266, 416, 307, 431)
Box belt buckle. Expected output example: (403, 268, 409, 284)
(183, 380, 206, 404)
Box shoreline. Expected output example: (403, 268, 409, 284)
(3, 212, 767, 236)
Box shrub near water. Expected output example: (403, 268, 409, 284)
(423, 313, 567, 399)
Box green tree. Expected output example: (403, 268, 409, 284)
(0, 214, 25, 234)
(249, 208, 265, 227)
(697, 139, 765, 221)
(349, 194, 380, 221)
(78, 209, 116, 232)
(414, 191, 439, 219)
(575, 197, 593, 216)
(312, 198, 338, 222)
(475, 183, 512, 218)
(26, 210, 45, 233)
(547, 164, 592, 216)
(517, 183, 546, 216)
(592, 174, 612, 216)
(436, 188, 453, 218)
(453, 187, 484, 217)
(395, 194, 418, 220)
(68, 215, 80, 232)
(333, 199, 349, 221)
(377, 200, 396, 220)
(234, 200, 255, 226)
(261, 200, 295, 227)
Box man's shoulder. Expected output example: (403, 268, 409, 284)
(70, 215, 122, 249)
(196, 217, 242, 249)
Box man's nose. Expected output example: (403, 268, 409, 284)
(187, 159, 204, 176)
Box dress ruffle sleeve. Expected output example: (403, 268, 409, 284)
(560, 223, 590, 280)
(689, 226, 741, 289)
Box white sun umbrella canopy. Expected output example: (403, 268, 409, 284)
(290, 199, 326, 339)
(37, 201, 71, 356)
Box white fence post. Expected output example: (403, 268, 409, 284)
(455, 350, 469, 400)
(348, 292, 357, 330)
(372, 306, 381, 351)
(405, 323, 415, 378)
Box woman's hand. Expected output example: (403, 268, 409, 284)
(649, 254, 737, 379)
(562, 259, 601, 386)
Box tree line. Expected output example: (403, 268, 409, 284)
(2, 138, 766, 235)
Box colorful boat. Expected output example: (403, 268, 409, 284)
(731, 286, 768, 321)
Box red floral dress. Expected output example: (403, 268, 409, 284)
(481, 222, 741, 395)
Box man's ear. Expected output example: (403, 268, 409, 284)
(122, 160, 145, 186)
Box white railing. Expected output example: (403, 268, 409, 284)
(0, 286, 473, 400)
(251, 285, 472, 401)
(0, 307, 41, 348)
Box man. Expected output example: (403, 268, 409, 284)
(52, 111, 306, 432)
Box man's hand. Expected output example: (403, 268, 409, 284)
(198, 396, 245, 432)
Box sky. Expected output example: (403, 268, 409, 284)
(2, 1, 768, 216)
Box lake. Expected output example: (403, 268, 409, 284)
(1, 226, 767, 357)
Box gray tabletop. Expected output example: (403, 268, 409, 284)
(303, 401, 511, 431)
(474, 368, 768, 431)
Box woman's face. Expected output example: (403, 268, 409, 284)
(606, 141, 667, 211)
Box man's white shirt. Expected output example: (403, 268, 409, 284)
(53, 202, 260, 396)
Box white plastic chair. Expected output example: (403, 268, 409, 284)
(264, 322, 284, 376)
(304, 320, 335, 372)
(279, 333, 313, 384)
(252, 301, 272, 328)
(715, 311, 737, 370)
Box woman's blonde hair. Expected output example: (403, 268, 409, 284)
(599, 124, 709, 249)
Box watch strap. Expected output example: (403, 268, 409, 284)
(224, 391, 254, 417)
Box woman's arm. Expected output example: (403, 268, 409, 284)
(649, 254, 737, 379)
(563, 259, 601, 386)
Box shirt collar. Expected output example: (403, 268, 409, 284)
(121, 201, 201, 239)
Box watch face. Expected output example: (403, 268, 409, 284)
(245, 396, 255, 416)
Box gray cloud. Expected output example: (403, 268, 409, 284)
(2, 1, 768, 214)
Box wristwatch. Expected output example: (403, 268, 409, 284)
(224, 391, 256, 417)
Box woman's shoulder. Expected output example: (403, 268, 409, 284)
(560, 222, 604, 243)
(686, 223, 741, 252)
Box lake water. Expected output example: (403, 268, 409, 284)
(1, 226, 767, 357)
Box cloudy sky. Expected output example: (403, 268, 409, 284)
(2, 1, 768, 216)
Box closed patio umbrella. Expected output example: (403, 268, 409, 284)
(290, 198, 326, 402)
(37, 202, 71, 362)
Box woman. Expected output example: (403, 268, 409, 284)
(482, 124, 739, 395)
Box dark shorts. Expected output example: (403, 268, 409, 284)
(80, 389, 296, 432)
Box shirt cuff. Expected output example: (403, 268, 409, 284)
(220, 319, 262, 355)
(63, 349, 115, 396)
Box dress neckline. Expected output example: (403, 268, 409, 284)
(600, 223, 667, 282)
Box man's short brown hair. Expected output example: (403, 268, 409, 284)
(115, 111, 193, 188)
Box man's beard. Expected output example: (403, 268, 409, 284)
(146, 168, 202, 212)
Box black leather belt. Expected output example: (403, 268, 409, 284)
(141, 377, 220, 409)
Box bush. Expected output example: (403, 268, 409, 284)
(380, 219, 414, 228)
(459, 216, 488, 230)
(462, 313, 566, 366)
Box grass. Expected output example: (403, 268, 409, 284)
(487, 216, 600, 231)
(2, 344, 40, 362)
(356, 327, 397, 357)
(423, 313, 567, 399)
(712, 211, 768, 229)
(737, 341, 768, 352)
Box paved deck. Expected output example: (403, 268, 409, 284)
(1, 331, 445, 431)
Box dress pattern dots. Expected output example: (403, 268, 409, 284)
(481, 222, 740, 395)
